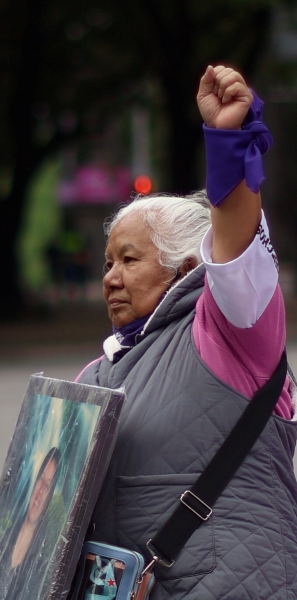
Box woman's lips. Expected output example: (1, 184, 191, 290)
(108, 298, 126, 307)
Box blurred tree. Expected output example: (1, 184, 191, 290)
(0, 0, 295, 317)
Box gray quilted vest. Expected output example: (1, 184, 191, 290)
(78, 265, 297, 600)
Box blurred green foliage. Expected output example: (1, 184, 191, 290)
(47, 492, 67, 554)
(0, 516, 12, 541)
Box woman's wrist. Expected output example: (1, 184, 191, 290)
(203, 90, 273, 207)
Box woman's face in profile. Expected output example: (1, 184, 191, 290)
(103, 215, 171, 328)
(27, 459, 56, 525)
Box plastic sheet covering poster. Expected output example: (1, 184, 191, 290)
(0, 375, 125, 600)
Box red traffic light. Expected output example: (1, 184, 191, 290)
(134, 175, 152, 195)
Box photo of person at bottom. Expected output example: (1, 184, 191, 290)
(0, 447, 62, 599)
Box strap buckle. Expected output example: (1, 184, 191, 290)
(146, 540, 175, 568)
(180, 490, 212, 521)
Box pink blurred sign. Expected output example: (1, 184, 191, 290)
(57, 166, 132, 204)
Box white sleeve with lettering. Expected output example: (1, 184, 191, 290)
(200, 210, 279, 328)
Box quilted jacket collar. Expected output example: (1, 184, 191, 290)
(142, 263, 205, 335)
(103, 263, 205, 361)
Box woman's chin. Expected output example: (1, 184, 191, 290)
(109, 308, 135, 329)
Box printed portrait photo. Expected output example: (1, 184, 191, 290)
(0, 377, 125, 599)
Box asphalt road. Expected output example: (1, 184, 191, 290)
(0, 342, 297, 476)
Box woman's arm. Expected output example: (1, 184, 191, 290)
(194, 65, 291, 418)
(197, 65, 261, 263)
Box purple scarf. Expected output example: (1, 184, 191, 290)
(112, 314, 151, 349)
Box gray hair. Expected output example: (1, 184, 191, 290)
(104, 190, 211, 272)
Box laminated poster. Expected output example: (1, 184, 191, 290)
(0, 375, 125, 600)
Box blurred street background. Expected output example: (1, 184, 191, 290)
(1, 2, 297, 471)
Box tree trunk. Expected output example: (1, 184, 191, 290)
(164, 81, 202, 194)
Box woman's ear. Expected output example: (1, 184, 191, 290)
(179, 257, 197, 277)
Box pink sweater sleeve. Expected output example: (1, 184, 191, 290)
(193, 278, 293, 419)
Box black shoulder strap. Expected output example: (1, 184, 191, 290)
(148, 351, 288, 565)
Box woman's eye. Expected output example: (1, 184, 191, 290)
(123, 256, 135, 264)
(103, 262, 112, 276)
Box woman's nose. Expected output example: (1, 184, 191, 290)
(103, 263, 123, 287)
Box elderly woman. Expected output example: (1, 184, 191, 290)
(76, 66, 297, 599)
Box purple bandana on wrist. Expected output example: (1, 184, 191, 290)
(203, 90, 273, 207)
